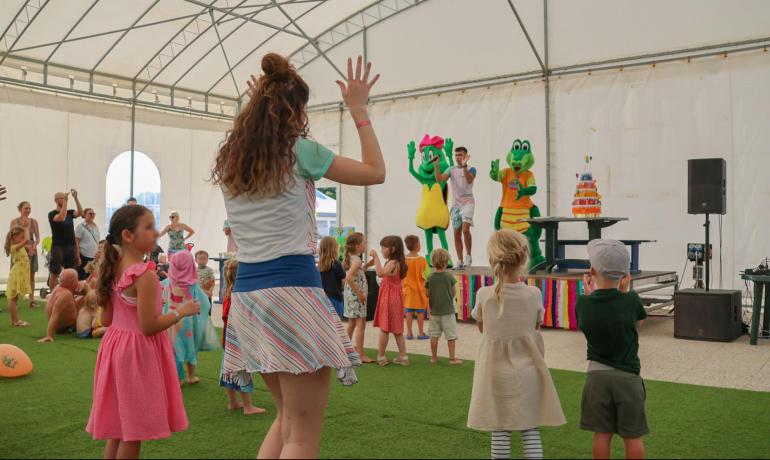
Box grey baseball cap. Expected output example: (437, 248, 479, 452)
(587, 239, 630, 280)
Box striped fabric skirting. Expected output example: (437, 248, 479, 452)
(220, 286, 361, 390)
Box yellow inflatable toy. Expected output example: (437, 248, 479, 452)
(0, 344, 34, 378)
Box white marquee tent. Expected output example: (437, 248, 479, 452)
(1, 0, 769, 289)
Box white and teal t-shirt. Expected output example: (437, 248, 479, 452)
(223, 138, 335, 264)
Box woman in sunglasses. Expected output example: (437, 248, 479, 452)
(159, 211, 195, 256)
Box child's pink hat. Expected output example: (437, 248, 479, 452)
(169, 251, 197, 287)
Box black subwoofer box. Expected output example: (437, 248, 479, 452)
(674, 289, 742, 342)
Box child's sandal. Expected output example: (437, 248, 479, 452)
(377, 356, 390, 367)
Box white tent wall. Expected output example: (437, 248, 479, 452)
(549, 52, 770, 290)
(314, 78, 547, 265)
(0, 87, 229, 280)
(312, 50, 770, 290)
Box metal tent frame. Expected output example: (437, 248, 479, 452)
(1, 0, 769, 204)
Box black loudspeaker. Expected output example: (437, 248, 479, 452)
(674, 289, 742, 342)
(688, 158, 726, 215)
(365, 270, 379, 322)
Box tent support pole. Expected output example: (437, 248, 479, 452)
(130, 82, 136, 198)
(544, 0, 551, 215)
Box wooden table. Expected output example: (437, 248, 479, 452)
(742, 273, 770, 345)
(524, 217, 629, 273)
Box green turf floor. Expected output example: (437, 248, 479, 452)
(2, 300, 770, 459)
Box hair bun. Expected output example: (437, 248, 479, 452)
(262, 53, 292, 82)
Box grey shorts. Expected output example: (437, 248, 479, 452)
(429, 314, 458, 341)
(580, 369, 649, 439)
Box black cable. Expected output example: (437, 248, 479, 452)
(677, 257, 689, 290)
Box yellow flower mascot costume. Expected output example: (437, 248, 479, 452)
(408, 134, 454, 266)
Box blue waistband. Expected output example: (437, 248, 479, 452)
(233, 255, 322, 292)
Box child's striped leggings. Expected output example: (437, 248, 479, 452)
(491, 428, 543, 459)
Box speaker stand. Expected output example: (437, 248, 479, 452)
(704, 213, 710, 292)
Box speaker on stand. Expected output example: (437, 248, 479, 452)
(676, 158, 742, 342)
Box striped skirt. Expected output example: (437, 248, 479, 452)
(220, 286, 361, 390)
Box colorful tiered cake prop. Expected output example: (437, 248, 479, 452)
(572, 155, 602, 218)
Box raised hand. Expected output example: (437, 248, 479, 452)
(490, 159, 500, 181)
(369, 249, 378, 259)
(335, 56, 380, 112)
(245, 74, 258, 98)
(70, 189, 78, 199)
(444, 137, 454, 158)
(582, 273, 595, 295)
(408, 141, 416, 161)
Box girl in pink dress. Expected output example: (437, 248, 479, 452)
(86, 205, 200, 459)
(371, 236, 409, 367)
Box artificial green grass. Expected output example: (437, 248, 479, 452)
(2, 301, 770, 459)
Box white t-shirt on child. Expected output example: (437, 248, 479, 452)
(223, 138, 335, 264)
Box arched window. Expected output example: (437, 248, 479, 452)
(105, 151, 161, 228)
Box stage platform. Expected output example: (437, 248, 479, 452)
(449, 267, 677, 330)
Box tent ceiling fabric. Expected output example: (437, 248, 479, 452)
(0, 0, 410, 102)
(1, 0, 769, 115)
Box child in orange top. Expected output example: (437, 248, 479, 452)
(403, 235, 429, 340)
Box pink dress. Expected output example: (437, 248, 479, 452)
(86, 262, 188, 441)
(373, 267, 405, 335)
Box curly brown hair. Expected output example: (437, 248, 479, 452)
(212, 53, 310, 198)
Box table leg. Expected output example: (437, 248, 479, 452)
(587, 222, 603, 241)
(529, 222, 558, 273)
(760, 283, 770, 335)
(631, 243, 640, 273)
(750, 282, 765, 345)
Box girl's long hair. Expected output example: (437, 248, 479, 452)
(343, 232, 364, 271)
(97, 205, 153, 306)
(488, 229, 530, 307)
(4, 227, 24, 256)
(380, 236, 407, 279)
(318, 236, 339, 272)
(211, 53, 310, 198)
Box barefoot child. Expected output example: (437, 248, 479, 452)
(403, 235, 429, 340)
(371, 236, 409, 367)
(5, 226, 31, 327)
(77, 290, 108, 339)
(577, 239, 648, 460)
(468, 230, 566, 459)
(343, 232, 375, 363)
(319, 236, 347, 318)
(87, 205, 199, 459)
(425, 248, 461, 365)
(162, 251, 216, 385)
(220, 258, 266, 416)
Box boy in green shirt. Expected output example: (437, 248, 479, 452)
(425, 248, 462, 365)
(576, 239, 648, 459)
